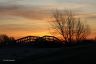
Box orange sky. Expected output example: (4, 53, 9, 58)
(0, 0, 96, 39)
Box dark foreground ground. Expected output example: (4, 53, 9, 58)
(0, 46, 96, 64)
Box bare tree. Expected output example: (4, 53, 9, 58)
(49, 10, 90, 44)
(75, 19, 90, 41)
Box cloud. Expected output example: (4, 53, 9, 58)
(0, 0, 96, 20)
(86, 14, 96, 19)
(0, 5, 51, 20)
(76, 12, 96, 20)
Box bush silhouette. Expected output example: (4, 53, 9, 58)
(34, 37, 49, 48)
(0, 34, 16, 47)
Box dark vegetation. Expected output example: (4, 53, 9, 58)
(0, 34, 96, 48)
(0, 35, 64, 48)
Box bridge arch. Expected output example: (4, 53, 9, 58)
(16, 36, 40, 44)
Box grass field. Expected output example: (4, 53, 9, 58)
(0, 46, 96, 64)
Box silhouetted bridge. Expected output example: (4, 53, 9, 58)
(16, 36, 39, 44)
(16, 36, 61, 44)
(42, 36, 61, 42)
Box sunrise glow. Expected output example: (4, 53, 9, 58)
(0, 0, 96, 39)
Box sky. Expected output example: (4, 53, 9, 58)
(0, 0, 96, 39)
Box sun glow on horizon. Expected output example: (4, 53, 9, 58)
(0, 0, 96, 39)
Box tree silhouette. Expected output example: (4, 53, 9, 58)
(75, 19, 90, 42)
(34, 37, 49, 48)
(0, 34, 15, 47)
(50, 9, 90, 45)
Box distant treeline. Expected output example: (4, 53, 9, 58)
(0, 34, 96, 48)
